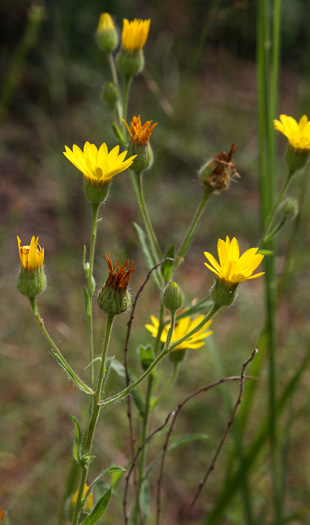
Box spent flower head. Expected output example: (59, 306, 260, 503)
(204, 237, 264, 307)
(124, 115, 157, 172)
(17, 236, 46, 297)
(97, 254, 136, 316)
(199, 143, 239, 192)
(145, 314, 213, 352)
(63, 142, 136, 204)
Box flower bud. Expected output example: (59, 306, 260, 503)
(199, 143, 239, 193)
(17, 236, 47, 298)
(96, 13, 118, 53)
(84, 178, 110, 205)
(163, 282, 184, 312)
(211, 278, 238, 307)
(116, 48, 144, 77)
(97, 254, 135, 316)
(102, 82, 120, 107)
(280, 197, 298, 219)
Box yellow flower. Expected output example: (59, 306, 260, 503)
(121, 18, 151, 52)
(72, 484, 93, 511)
(17, 236, 44, 270)
(204, 236, 264, 285)
(145, 314, 213, 351)
(273, 114, 310, 153)
(97, 13, 115, 32)
(63, 142, 136, 184)
(123, 115, 157, 145)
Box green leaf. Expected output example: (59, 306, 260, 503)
(85, 467, 125, 501)
(139, 345, 154, 371)
(133, 222, 161, 287)
(109, 359, 145, 417)
(83, 286, 91, 316)
(161, 245, 175, 281)
(140, 480, 150, 523)
(50, 350, 95, 396)
(69, 415, 83, 465)
(144, 433, 208, 479)
(81, 488, 112, 524)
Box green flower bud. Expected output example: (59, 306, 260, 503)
(97, 254, 135, 316)
(163, 282, 184, 312)
(280, 197, 298, 219)
(17, 236, 47, 298)
(211, 278, 238, 307)
(116, 48, 144, 77)
(102, 82, 120, 107)
(128, 142, 153, 173)
(96, 13, 118, 53)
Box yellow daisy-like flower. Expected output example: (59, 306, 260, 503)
(121, 18, 151, 52)
(17, 236, 44, 270)
(63, 142, 136, 184)
(145, 314, 213, 351)
(273, 114, 310, 153)
(123, 115, 157, 145)
(204, 236, 264, 285)
(72, 484, 93, 511)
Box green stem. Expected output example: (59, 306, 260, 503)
(261, 169, 294, 243)
(174, 187, 212, 269)
(122, 74, 132, 134)
(87, 203, 99, 389)
(107, 52, 122, 127)
(156, 361, 179, 407)
(72, 314, 115, 525)
(261, 217, 286, 245)
(136, 171, 163, 261)
(99, 306, 217, 407)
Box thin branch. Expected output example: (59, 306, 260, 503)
(182, 348, 258, 524)
(123, 411, 175, 525)
(122, 258, 173, 524)
(155, 349, 257, 525)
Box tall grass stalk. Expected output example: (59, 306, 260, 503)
(257, 1, 282, 523)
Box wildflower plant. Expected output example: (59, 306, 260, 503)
(11, 7, 307, 525)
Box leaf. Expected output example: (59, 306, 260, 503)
(81, 488, 112, 524)
(85, 467, 125, 500)
(50, 350, 95, 396)
(139, 345, 154, 371)
(109, 359, 145, 417)
(69, 415, 83, 465)
(140, 480, 150, 524)
(144, 433, 208, 479)
(83, 286, 91, 316)
(133, 222, 161, 288)
(161, 245, 175, 281)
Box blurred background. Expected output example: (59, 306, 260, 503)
(1, 0, 310, 523)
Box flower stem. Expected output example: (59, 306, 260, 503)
(72, 314, 115, 525)
(174, 187, 212, 269)
(136, 171, 163, 262)
(261, 168, 294, 244)
(122, 74, 132, 134)
(107, 52, 123, 127)
(87, 202, 100, 389)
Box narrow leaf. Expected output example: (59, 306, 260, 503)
(81, 488, 112, 524)
(161, 245, 175, 281)
(69, 415, 83, 464)
(50, 350, 94, 395)
(133, 222, 161, 287)
(85, 467, 125, 500)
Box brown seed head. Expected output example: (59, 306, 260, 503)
(202, 143, 239, 192)
(105, 254, 136, 291)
